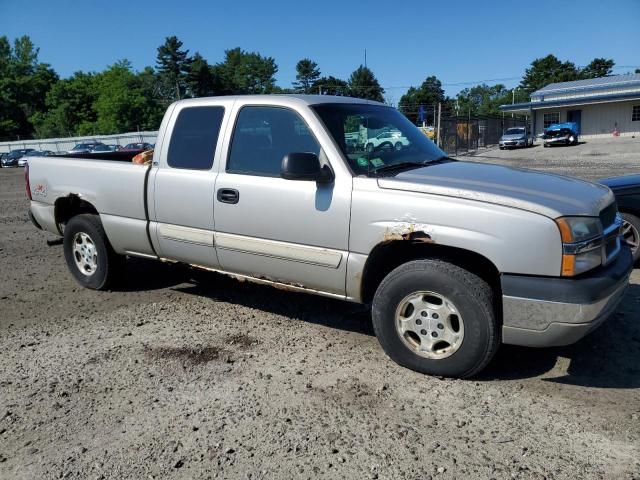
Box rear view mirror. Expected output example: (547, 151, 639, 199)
(281, 152, 333, 184)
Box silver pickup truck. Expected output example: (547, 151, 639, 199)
(26, 95, 633, 378)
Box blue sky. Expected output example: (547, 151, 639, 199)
(1, 0, 638, 104)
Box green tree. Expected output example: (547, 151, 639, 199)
(348, 65, 384, 102)
(398, 76, 445, 124)
(93, 60, 161, 134)
(293, 58, 320, 93)
(31, 71, 98, 137)
(520, 54, 581, 94)
(156, 36, 191, 102)
(312, 75, 348, 95)
(186, 52, 218, 98)
(0, 35, 58, 140)
(581, 58, 615, 79)
(215, 47, 278, 94)
(136, 66, 166, 129)
(454, 83, 515, 117)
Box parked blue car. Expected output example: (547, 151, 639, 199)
(543, 122, 579, 147)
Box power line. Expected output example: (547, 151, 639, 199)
(317, 66, 640, 92)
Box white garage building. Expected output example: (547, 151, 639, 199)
(500, 73, 640, 139)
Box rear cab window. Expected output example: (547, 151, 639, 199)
(168, 106, 225, 170)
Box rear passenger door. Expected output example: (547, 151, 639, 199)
(149, 103, 230, 268)
(213, 104, 352, 296)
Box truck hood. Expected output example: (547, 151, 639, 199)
(377, 161, 614, 218)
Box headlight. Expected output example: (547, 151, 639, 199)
(555, 217, 603, 276)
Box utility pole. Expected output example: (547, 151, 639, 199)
(512, 88, 516, 118)
(364, 49, 367, 68)
(436, 102, 442, 147)
(468, 107, 471, 153)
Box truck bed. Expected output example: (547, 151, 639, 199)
(28, 155, 155, 257)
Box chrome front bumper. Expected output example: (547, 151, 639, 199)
(501, 246, 633, 347)
(499, 140, 526, 147)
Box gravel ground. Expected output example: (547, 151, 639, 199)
(465, 136, 640, 181)
(1, 149, 639, 479)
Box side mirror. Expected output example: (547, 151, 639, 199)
(281, 152, 333, 184)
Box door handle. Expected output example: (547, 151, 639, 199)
(217, 188, 239, 204)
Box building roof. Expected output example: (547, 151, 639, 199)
(500, 90, 640, 113)
(532, 73, 640, 97)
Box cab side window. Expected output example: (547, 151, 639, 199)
(227, 106, 320, 177)
(168, 106, 225, 170)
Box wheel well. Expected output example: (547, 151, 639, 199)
(619, 208, 640, 218)
(360, 241, 501, 305)
(54, 195, 99, 232)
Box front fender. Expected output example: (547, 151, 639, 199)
(349, 178, 563, 277)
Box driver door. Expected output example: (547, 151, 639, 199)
(213, 104, 352, 296)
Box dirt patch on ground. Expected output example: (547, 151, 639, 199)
(145, 345, 226, 365)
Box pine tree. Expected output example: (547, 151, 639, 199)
(348, 65, 384, 102)
(293, 58, 320, 93)
(156, 36, 191, 101)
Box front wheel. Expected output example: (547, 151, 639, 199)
(372, 259, 499, 378)
(63, 214, 125, 290)
(366, 143, 374, 153)
(394, 142, 403, 151)
(621, 213, 640, 262)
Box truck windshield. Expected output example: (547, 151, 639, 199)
(311, 103, 447, 176)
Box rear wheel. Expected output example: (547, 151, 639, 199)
(621, 213, 640, 262)
(372, 259, 499, 378)
(63, 214, 125, 290)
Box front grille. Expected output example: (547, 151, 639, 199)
(605, 236, 618, 258)
(599, 203, 617, 230)
(600, 203, 622, 265)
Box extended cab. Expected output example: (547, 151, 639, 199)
(26, 95, 633, 378)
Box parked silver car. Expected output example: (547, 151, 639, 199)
(499, 127, 533, 149)
(25, 95, 632, 378)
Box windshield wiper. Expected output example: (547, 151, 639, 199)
(373, 161, 425, 174)
(373, 157, 451, 175)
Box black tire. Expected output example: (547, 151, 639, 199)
(499, 146, 504, 150)
(394, 142, 403, 151)
(372, 259, 499, 378)
(621, 212, 640, 263)
(366, 143, 374, 153)
(63, 214, 125, 290)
